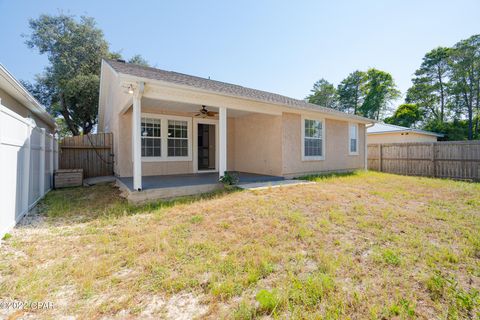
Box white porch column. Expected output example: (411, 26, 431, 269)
(132, 82, 144, 191)
(219, 106, 227, 178)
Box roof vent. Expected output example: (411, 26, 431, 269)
(116, 59, 126, 63)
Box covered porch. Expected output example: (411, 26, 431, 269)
(116, 79, 285, 201)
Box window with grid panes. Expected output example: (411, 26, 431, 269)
(141, 117, 161, 157)
(167, 120, 188, 157)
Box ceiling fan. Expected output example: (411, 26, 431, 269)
(195, 105, 218, 118)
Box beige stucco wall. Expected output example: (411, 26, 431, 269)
(227, 118, 235, 171)
(367, 132, 438, 144)
(0, 88, 54, 132)
(232, 114, 283, 176)
(282, 113, 365, 178)
(114, 109, 366, 178)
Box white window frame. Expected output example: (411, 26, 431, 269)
(301, 115, 325, 161)
(140, 113, 192, 162)
(349, 123, 359, 155)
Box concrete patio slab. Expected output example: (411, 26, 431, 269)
(116, 172, 285, 203)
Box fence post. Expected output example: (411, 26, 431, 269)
(39, 128, 46, 197)
(23, 120, 32, 214)
(379, 144, 383, 172)
(431, 143, 436, 178)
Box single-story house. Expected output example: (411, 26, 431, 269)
(98, 59, 373, 201)
(0, 63, 57, 238)
(367, 123, 443, 144)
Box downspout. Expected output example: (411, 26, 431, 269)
(364, 123, 375, 170)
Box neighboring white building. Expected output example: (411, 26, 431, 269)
(0, 63, 58, 238)
(367, 123, 443, 144)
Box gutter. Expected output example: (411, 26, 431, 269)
(367, 130, 443, 137)
(0, 64, 56, 129)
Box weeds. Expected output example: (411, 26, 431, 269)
(0, 172, 478, 318)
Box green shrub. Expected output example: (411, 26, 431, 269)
(219, 171, 239, 186)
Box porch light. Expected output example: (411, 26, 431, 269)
(128, 84, 134, 94)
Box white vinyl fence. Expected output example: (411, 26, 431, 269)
(0, 105, 58, 238)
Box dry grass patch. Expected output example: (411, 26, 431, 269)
(0, 172, 479, 319)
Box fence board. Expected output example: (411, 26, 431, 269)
(59, 133, 114, 178)
(368, 141, 480, 181)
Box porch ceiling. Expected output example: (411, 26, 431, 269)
(141, 97, 256, 118)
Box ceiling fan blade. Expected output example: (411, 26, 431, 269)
(207, 112, 217, 117)
(194, 113, 201, 117)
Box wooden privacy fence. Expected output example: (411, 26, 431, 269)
(368, 141, 480, 181)
(59, 133, 114, 178)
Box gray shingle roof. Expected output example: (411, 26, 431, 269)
(105, 59, 372, 123)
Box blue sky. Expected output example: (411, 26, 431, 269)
(0, 0, 479, 109)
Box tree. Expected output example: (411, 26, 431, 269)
(359, 68, 400, 120)
(24, 14, 120, 135)
(448, 35, 480, 140)
(337, 70, 366, 114)
(407, 47, 450, 123)
(423, 118, 470, 141)
(384, 103, 422, 127)
(307, 79, 338, 109)
(128, 54, 150, 67)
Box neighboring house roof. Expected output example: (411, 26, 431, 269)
(367, 123, 444, 137)
(104, 59, 373, 123)
(0, 63, 55, 128)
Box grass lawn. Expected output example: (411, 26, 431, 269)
(0, 171, 479, 319)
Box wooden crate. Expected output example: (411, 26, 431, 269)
(54, 169, 83, 188)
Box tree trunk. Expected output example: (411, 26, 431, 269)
(463, 90, 473, 140)
(82, 121, 93, 135)
(475, 77, 480, 138)
(354, 86, 358, 115)
(437, 66, 445, 123)
(59, 93, 80, 136)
